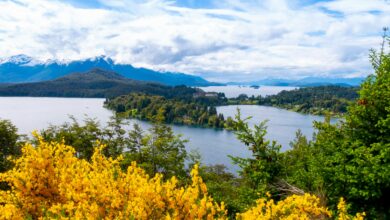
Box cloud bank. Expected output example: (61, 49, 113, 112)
(0, 0, 389, 81)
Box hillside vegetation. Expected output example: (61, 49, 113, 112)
(0, 68, 200, 99)
(262, 86, 358, 115)
(105, 85, 358, 128)
(229, 85, 359, 115)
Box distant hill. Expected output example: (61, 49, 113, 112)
(259, 85, 359, 115)
(0, 68, 200, 98)
(227, 76, 366, 87)
(0, 55, 220, 86)
(226, 85, 359, 115)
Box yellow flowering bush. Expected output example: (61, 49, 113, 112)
(237, 193, 331, 220)
(237, 193, 365, 220)
(336, 198, 365, 220)
(0, 134, 366, 219)
(0, 135, 226, 219)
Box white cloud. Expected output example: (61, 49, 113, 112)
(317, 0, 390, 14)
(0, 0, 389, 82)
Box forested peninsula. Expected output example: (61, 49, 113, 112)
(228, 86, 359, 115)
(105, 93, 226, 128)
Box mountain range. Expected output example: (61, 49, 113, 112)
(0, 55, 366, 87)
(227, 77, 365, 87)
(0, 55, 219, 86)
(0, 68, 199, 98)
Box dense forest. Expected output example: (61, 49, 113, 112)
(104, 86, 360, 130)
(104, 85, 358, 128)
(228, 86, 359, 115)
(105, 93, 226, 128)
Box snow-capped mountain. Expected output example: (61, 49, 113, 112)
(0, 55, 218, 86)
(0, 54, 36, 65)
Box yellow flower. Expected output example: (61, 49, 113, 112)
(237, 194, 365, 220)
(336, 198, 365, 220)
(0, 137, 226, 219)
(0, 136, 365, 220)
(238, 193, 330, 220)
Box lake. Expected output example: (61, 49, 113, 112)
(198, 85, 298, 98)
(0, 97, 333, 173)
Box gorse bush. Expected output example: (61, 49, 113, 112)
(237, 193, 332, 220)
(0, 134, 226, 219)
(237, 194, 365, 220)
(0, 135, 363, 219)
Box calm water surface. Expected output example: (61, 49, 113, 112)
(198, 85, 298, 98)
(0, 97, 332, 172)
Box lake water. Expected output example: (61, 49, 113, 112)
(0, 97, 332, 173)
(198, 85, 298, 98)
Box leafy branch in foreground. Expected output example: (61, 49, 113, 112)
(225, 38, 390, 216)
(227, 109, 281, 194)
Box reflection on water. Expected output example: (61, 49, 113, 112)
(0, 97, 332, 173)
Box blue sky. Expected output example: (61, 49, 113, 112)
(61, 0, 335, 10)
(0, 0, 389, 82)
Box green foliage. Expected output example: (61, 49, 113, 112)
(279, 30, 390, 218)
(0, 119, 24, 190)
(39, 116, 125, 159)
(218, 31, 389, 219)
(261, 86, 358, 115)
(39, 116, 187, 179)
(106, 93, 226, 128)
(279, 130, 324, 194)
(333, 31, 390, 217)
(227, 109, 281, 193)
(228, 86, 359, 115)
(0, 119, 23, 173)
(122, 122, 188, 179)
(199, 164, 257, 217)
(0, 69, 202, 99)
